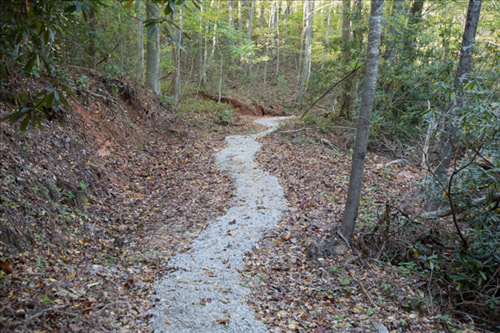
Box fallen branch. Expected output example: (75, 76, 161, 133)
(24, 304, 70, 323)
(301, 65, 362, 120)
(421, 192, 500, 218)
(346, 269, 377, 308)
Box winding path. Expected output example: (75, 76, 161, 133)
(152, 117, 292, 332)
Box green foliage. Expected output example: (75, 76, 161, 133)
(177, 97, 236, 125)
(0, 0, 99, 130)
(217, 108, 236, 126)
(302, 113, 334, 133)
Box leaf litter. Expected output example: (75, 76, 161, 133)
(241, 125, 477, 332)
(0, 68, 235, 332)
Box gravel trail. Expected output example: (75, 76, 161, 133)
(152, 117, 292, 332)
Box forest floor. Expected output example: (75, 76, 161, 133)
(0, 69, 478, 332)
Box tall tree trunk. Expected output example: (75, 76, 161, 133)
(119, 13, 124, 70)
(136, 0, 144, 84)
(245, 0, 254, 76)
(296, 0, 314, 103)
(174, 8, 183, 104)
(259, 0, 264, 29)
(351, 0, 363, 102)
(321, 3, 333, 70)
(274, 0, 280, 79)
(88, 6, 97, 69)
(339, 0, 353, 119)
(198, 3, 204, 86)
(383, 0, 403, 66)
(340, 0, 384, 243)
(427, 0, 482, 211)
(228, 0, 234, 28)
(238, 0, 243, 31)
(145, 1, 160, 94)
(284, 0, 290, 41)
(443, 16, 454, 62)
(403, 0, 424, 61)
(295, 1, 307, 78)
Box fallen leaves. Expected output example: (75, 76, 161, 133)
(0, 68, 235, 332)
(241, 128, 471, 331)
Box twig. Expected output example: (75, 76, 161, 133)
(337, 229, 351, 248)
(275, 125, 355, 135)
(275, 127, 315, 134)
(91, 301, 130, 315)
(24, 304, 70, 323)
(346, 269, 377, 308)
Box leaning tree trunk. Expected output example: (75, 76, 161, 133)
(145, 1, 160, 94)
(340, 0, 384, 244)
(427, 0, 482, 211)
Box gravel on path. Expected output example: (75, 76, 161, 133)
(152, 117, 293, 332)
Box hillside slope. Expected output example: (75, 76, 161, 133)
(0, 68, 234, 332)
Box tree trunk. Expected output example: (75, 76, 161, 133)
(321, 3, 333, 70)
(245, 0, 254, 76)
(88, 6, 97, 69)
(383, 0, 403, 66)
(297, 0, 314, 103)
(340, 0, 384, 243)
(259, 0, 264, 29)
(284, 0, 289, 41)
(427, 0, 482, 211)
(136, 0, 144, 84)
(238, 0, 243, 31)
(339, 0, 353, 119)
(228, 0, 234, 28)
(351, 0, 363, 102)
(403, 0, 424, 61)
(145, 1, 160, 94)
(273, 0, 280, 79)
(174, 8, 183, 105)
(443, 16, 454, 62)
(119, 13, 124, 70)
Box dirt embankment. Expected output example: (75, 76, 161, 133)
(0, 68, 234, 331)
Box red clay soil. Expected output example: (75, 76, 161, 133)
(200, 91, 285, 117)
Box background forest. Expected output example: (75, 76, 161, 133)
(1, 0, 500, 331)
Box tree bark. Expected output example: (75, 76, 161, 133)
(238, 0, 243, 31)
(259, 0, 264, 29)
(174, 8, 183, 104)
(340, 0, 384, 243)
(136, 0, 144, 84)
(403, 0, 424, 61)
(228, 0, 234, 28)
(87, 6, 97, 69)
(297, 0, 314, 103)
(339, 0, 353, 119)
(427, 0, 482, 211)
(145, 1, 160, 94)
(273, 0, 280, 79)
(245, 0, 254, 76)
(383, 0, 403, 66)
(321, 2, 333, 70)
